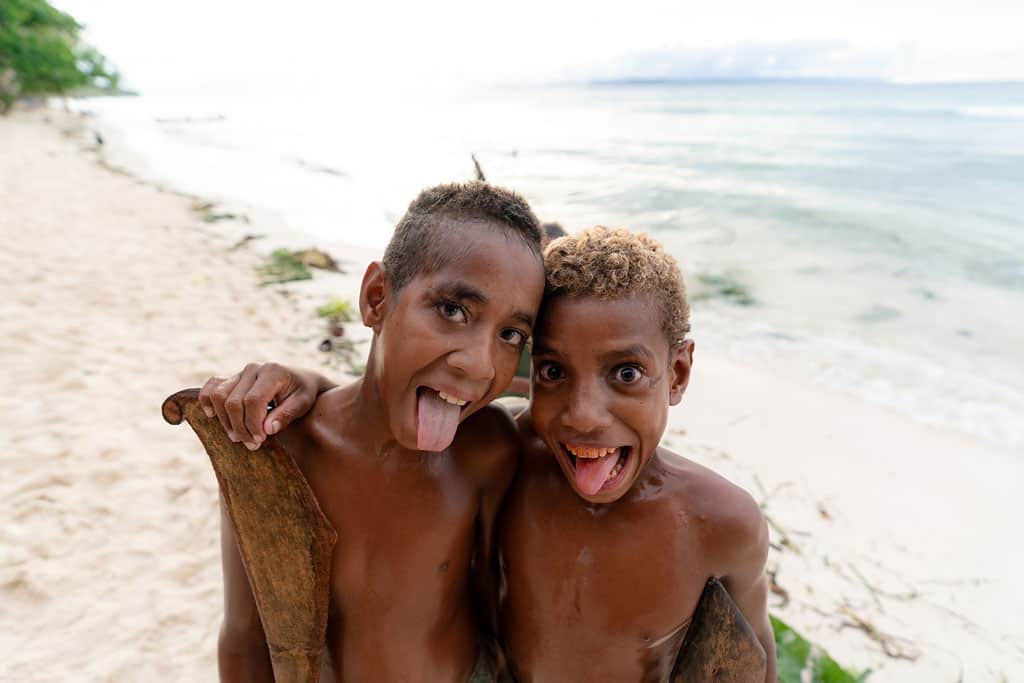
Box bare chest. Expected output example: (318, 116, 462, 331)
(500, 480, 708, 681)
(301, 447, 481, 614)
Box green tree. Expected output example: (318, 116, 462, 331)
(0, 0, 120, 113)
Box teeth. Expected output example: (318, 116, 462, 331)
(607, 457, 624, 481)
(566, 445, 619, 459)
(437, 390, 468, 407)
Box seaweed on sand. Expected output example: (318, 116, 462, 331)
(693, 273, 757, 307)
(257, 249, 313, 285)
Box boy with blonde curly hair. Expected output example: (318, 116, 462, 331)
(498, 227, 775, 681)
(204, 226, 775, 682)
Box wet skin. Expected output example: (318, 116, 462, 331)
(217, 222, 545, 683)
(498, 294, 776, 682)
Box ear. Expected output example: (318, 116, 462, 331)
(668, 339, 695, 406)
(359, 261, 391, 332)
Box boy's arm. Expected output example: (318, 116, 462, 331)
(217, 496, 275, 683)
(718, 500, 778, 682)
(199, 363, 336, 449)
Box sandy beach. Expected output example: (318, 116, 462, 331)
(2, 106, 1021, 682)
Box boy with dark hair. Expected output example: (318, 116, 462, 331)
(205, 181, 546, 682)
(207, 226, 776, 681)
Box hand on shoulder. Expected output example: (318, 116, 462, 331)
(198, 362, 335, 449)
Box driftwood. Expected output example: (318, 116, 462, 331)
(162, 389, 337, 683)
(672, 578, 767, 682)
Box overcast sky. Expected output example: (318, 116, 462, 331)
(58, 0, 1024, 95)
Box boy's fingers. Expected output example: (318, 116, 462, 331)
(243, 371, 289, 443)
(209, 374, 241, 439)
(198, 376, 225, 417)
(263, 391, 312, 436)
(224, 370, 260, 444)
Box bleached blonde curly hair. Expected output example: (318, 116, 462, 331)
(543, 226, 690, 347)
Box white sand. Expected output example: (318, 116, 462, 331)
(0, 108, 357, 681)
(1, 107, 1020, 682)
(679, 355, 1023, 681)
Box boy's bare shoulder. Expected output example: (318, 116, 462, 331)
(452, 403, 521, 486)
(275, 385, 351, 467)
(656, 448, 767, 570)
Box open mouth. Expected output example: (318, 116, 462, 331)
(414, 386, 474, 452)
(561, 443, 632, 497)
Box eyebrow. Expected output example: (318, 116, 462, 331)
(530, 343, 654, 360)
(433, 281, 487, 305)
(603, 344, 655, 361)
(511, 310, 535, 329)
(434, 281, 535, 329)
(530, 341, 560, 356)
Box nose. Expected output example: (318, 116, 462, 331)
(560, 377, 613, 435)
(446, 333, 496, 384)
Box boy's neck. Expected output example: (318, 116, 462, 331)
(335, 343, 405, 455)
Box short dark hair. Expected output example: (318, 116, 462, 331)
(541, 222, 567, 245)
(383, 181, 543, 292)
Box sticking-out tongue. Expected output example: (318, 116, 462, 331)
(574, 449, 621, 496)
(417, 390, 462, 452)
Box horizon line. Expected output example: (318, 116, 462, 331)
(579, 76, 1024, 87)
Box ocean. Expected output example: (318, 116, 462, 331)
(81, 81, 1024, 451)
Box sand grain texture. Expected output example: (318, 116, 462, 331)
(1, 109, 319, 682)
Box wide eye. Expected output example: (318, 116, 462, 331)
(499, 328, 527, 346)
(613, 364, 644, 384)
(497, 327, 528, 348)
(536, 362, 565, 382)
(437, 300, 467, 323)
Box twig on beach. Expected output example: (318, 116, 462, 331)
(848, 563, 919, 608)
(837, 602, 920, 661)
(921, 599, 985, 635)
(827, 558, 919, 610)
(753, 475, 794, 505)
(766, 565, 791, 608)
(471, 154, 486, 182)
(847, 564, 885, 611)
(229, 233, 265, 250)
(753, 476, 805, 554)
(916, 576, 994, 587)
(764, 514, 803, 554)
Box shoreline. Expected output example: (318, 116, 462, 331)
(79, 91, 1024, 456)
(2, 105, 1020, 681)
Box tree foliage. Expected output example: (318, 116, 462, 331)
(0, 0, 120, 113)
